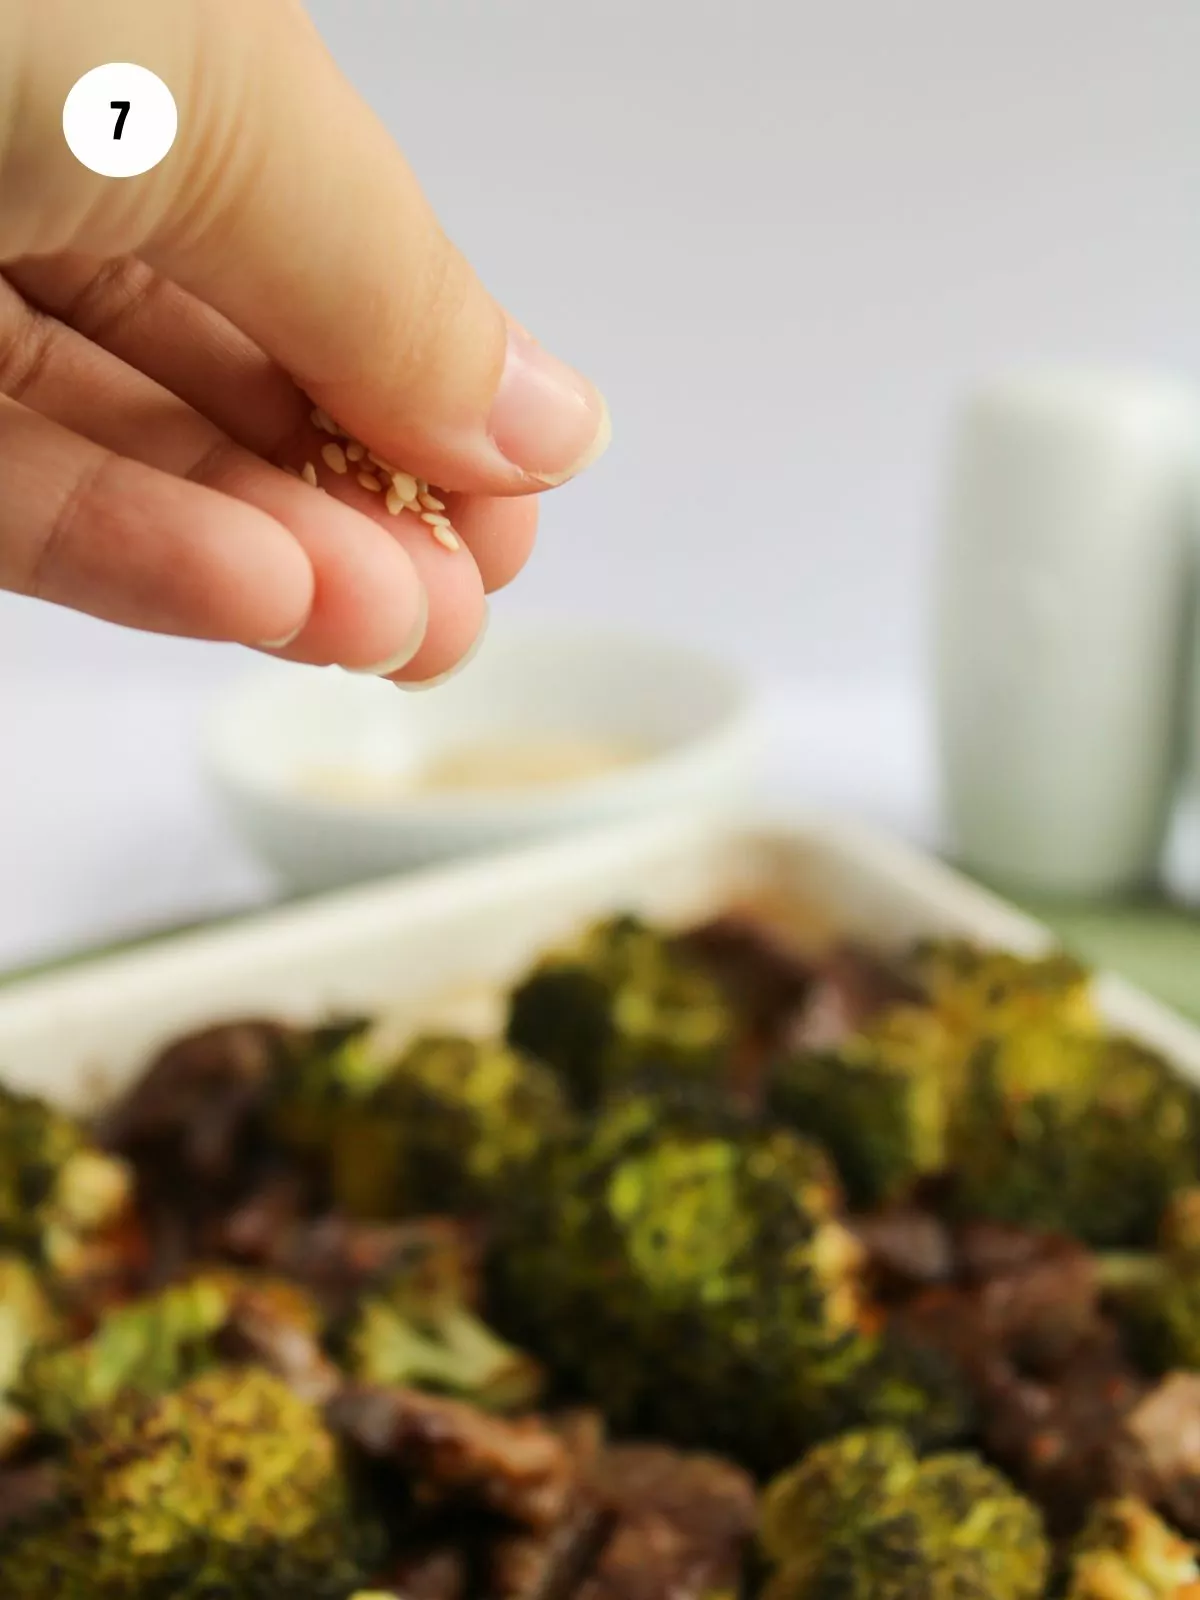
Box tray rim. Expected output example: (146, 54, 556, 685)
(1, 807, 1198, 1095)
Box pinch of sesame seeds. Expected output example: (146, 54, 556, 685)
(301, 462, 318, 487)
(357, 472, 383, 492)
(321, 443, 348, 475)
(420, 511, 451, 527)
(385, 487, 405, 516)
(431, 524, 461, 551)
(346, 442, 365, 463)
(418, 492, 445, 512)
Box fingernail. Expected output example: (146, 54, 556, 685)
(488, 324, 611, 486)
(394, 605, 489, 692)
(257, 621, 306, 651)
(349, 585, 429, 676)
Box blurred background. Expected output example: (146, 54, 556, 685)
(3, 1, 1200, 970)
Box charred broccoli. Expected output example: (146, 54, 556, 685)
(267, 1018, 390, 1165)
(344, 1218, 542, 1410)
(327, 1034, 572, 1220)
(1066, 1497, 1200, 1598)
(19, 1270, 336, 1432)
(1099, 1189, 1200, 1373)
(768, 943, 1096, 1210)
(768, 1007, 950, 1207)
(1145, 1191, 1200, 1373)
(19, 1275, 227, 1432)
(0, 1085, 133, 1281)
(946, 1027, 1200, 1247)
(0, 1255, 58, 1459)
(1, 1366, 378, 1599)
(760, 1428, 1049, 1600)
(506, 915, 735, 1109)
(495, 1089, 964, 1470)
(912, 938, 1096, 1034)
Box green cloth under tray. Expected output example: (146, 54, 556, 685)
(1005, 896, 1200, 1027)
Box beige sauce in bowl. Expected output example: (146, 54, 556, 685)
(302, 736, 645, 804)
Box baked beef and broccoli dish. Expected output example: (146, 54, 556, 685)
(4, 910, 1200, 1597)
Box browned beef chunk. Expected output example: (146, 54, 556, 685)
(1109, 1373, 1200, 1536)
(850, 1207, 956, 1298)
(786, 942, 922, 1053)
(214, 1274, 342, 1406)
(99, 1020, 295, 1178)
(219, 1210, 486, 1325)
(377, 1546, 471, 1600)
(960, 1226, 1101, 1376)
(674, 916, 813, 1047)
(892, 1227, 1148, 1535)
(329, 1385, 576, 1531)
(0, 1462, 60, 1534)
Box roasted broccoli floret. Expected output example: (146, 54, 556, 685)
(268, 1019, 390, 1165)
(768, 1009, 950, 1208)
(760, 1428, 1049, 1600)
(494, 1089, 963, 1470)
(0, 1085, 133, 1281)
(1145, 1191, 1200, 1373)
(947, 1029, 1200, 1248)
(1066, 1497, 1200, 1598)
(1, 1366, 379, 1599)
(769, 944, 1098, 1210)
(326, 1034, 573, 1220)
(344, 1218, 542, 1411)
(506, 915, 735, 1109)
(912, 938, 1096, 1033)
(19, 1270, 336, 1432)
(0, 1255, 58, 1459)
(1099, 1189, 1200, 1374)
(19, 1275, 230, 1432)
(496, 1088, 863, 1458)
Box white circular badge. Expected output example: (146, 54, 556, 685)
(62, 64, 178, 179)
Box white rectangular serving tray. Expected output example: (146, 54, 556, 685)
(2, 811, 1199, 1112)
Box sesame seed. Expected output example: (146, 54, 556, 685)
(390, 471, 418, 502)
(301, 462, 318, 486)
(368, 451, 397, 474)
(357, 472, 383, 492)
(321, 443, 348, 475)
(418, 492, 445, 512)
(385, 487, 405, 516)
(311, 407, 336, 433)
(431, 524, 461, 551)
(346, 442, 365, 463)
(420, 511, 451, 527)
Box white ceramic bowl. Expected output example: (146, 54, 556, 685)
(202, 623, 761, 893)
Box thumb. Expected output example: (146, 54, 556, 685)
(0, 0, 610, 495)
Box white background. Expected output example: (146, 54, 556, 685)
(3, 1, 1199, 964)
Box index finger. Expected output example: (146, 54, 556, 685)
(0, 0, 609, 495)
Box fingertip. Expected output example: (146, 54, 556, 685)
(446, 492, 539, 593)
(252, 484, 429, 672)
(387, 599, 489, 690)
(194, 497, 316, 648)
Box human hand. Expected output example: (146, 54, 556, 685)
(0, 0, 610, 685)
